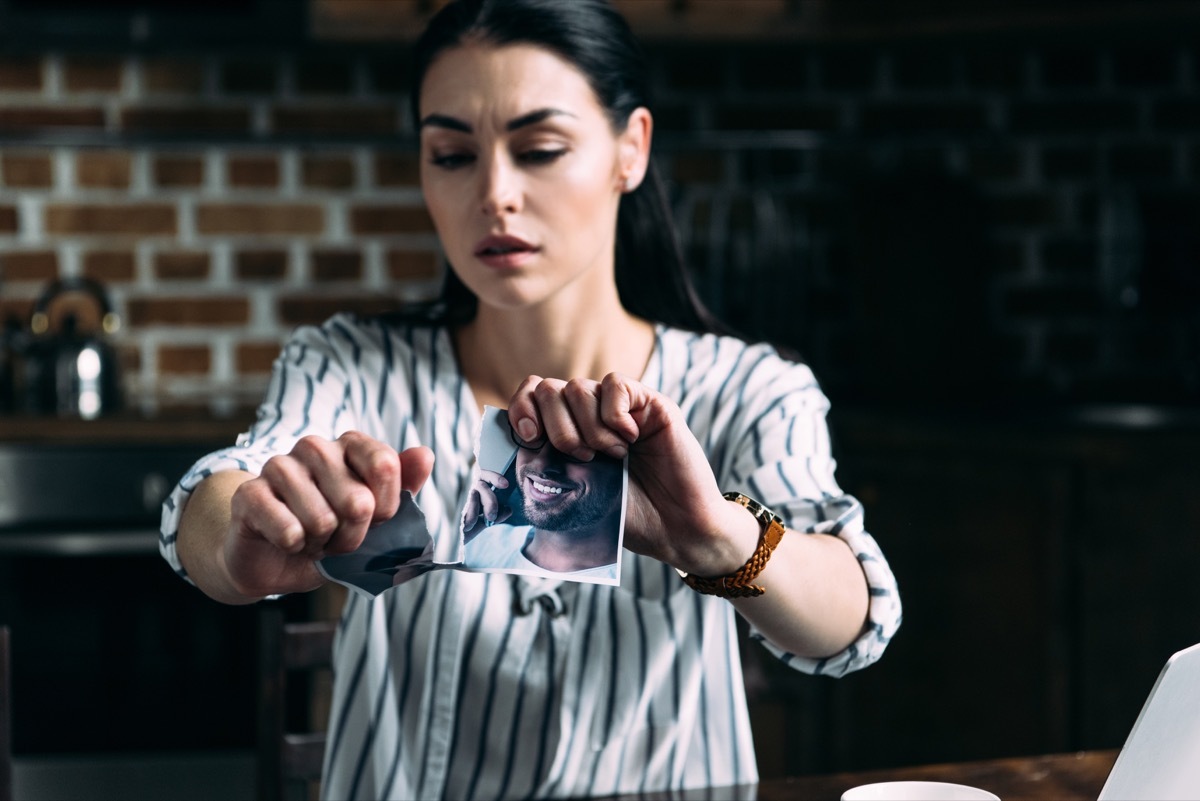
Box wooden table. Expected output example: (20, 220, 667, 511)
(609, 750, 1119, 800)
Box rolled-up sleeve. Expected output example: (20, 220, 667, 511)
(159, 317, 357, 582)
(723, 357, 901, 677)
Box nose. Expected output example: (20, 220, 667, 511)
(520, 446, 565, 476)
(539, 455, 568, 474)
(479, 152, 521, 217)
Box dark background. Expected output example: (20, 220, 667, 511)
(2, 0, 1200, 786)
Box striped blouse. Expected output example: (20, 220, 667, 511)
(160, 315, 902, 800)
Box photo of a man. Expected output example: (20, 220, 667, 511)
(462, 407, 626, 584)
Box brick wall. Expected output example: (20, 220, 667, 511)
(646, 33, 1200, 405)
(0, 50, 442, 414)
(3, 29, 1200, 414)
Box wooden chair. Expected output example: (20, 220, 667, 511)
(257, 605, 337, 801)
(1, 625, 12, 801)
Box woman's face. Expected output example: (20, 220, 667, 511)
(418, 42, 649, 315)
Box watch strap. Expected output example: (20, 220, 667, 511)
(678, 492, 786, 599)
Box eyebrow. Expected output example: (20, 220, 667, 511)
(418, 107, 576, 133)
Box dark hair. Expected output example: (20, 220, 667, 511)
(408, 0, 724, 334)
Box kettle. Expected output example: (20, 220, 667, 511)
(23, 277, 124, 419)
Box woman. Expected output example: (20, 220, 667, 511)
(162, 0, 901, 798)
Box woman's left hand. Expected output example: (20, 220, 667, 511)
(506, 372, 758, 577)
(508, 372, 874, 659)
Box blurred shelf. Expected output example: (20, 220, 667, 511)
(0, 409, 253, 445)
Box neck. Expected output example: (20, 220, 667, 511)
(454, 293, 656, 412)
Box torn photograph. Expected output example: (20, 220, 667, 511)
(316, 406, 628, 599)
(316, 489, 435, 599)
(461, 406, 627, 585)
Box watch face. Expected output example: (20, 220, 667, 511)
(723, 491, 779, 522)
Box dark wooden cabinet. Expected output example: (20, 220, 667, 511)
(746, 408, 1200, 777)
(1075, 446, 1200, 750)
(828, 450, 1074, 769)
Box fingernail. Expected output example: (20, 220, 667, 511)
(517, 417, 537, 442)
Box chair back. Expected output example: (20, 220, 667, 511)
(1, 625, 11, 801)
(257, 605, 336, 801)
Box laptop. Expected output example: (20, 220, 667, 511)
(1098, 641, 1200, 800)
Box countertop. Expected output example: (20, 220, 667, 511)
(828, 401, 1200, 458)
(4, 401, 1199, 448)
(0, 409, 255, 445)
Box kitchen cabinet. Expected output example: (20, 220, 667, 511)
(745, 406, 1200, 776)
(824, 429, 1073, 771)
(1074, 441, 1200, 750)
(0, 412, 256, 759)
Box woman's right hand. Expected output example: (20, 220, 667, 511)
(222, 431, 434, 600)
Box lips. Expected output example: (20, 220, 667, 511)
(525, 474, 577, 504)
(474, 233, 539, 268)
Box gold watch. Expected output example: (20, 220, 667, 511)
(676, 492, 786, 598)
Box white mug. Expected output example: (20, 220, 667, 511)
(841, 780, 1001, 800)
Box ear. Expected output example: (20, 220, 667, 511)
(616, 106, 653, 193)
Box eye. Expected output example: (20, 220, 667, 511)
(518, 148, 567, 165)
(430, 152, 474, 169)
